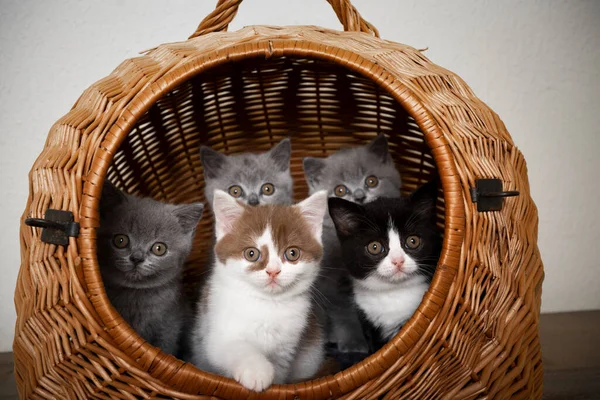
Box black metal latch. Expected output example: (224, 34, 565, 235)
(470, 179, 520, 212)
(25, 209, 80, 246)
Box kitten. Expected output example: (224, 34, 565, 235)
(97, 182, 204, 356)
(191, 190, 328, 392)
(328, 181, 442, 349)
(302, 134, 402, 355)
(303, 134, 402, 204)
(200, 138, 293, 207)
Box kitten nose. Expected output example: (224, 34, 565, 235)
(354, 189, 366, 203)
(266, 269, 281, 278)
(248, 194, 259, 206)
(391, 256, 405, 270)
(129, 251, 144, 264)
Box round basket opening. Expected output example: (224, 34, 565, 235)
(96, 52, 455, 394)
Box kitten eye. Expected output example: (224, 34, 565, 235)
(405, 235, 421, 249)
(284, 247, 301, 262)
(261, 183, 275, 196)
(113, 234, 129, 249)
(365, 175, 379, 188)
(244, 247, 260, 262)
(334, 185, 348, 197)
(151, 242, 168, 256)
(366, 241, 385, 255)
(228, 185, 243, 198)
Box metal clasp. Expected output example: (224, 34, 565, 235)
(25, 209, 80, 246)
(470, 179, 519, 212)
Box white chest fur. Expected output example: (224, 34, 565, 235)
(210, 285, 308, 348)
(353, 277, 428, 340)
(200, 273, 311, 375)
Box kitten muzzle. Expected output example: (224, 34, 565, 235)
(265, 269, 283, 290)
(248, 194, 259, 206)
(116, 262, 136, 273)
(129, 251, 145, 264)
(266, 269, 281, 279)
(353, 189, 366, 203)
(391, 257, 405, 271)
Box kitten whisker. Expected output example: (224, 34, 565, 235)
(315, 266, 340, 271)
(315, 274, 339, 284)
(309, 294, 328, 314)
(309, 284, 333, 308)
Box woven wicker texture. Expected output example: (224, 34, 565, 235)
(14, 1, 544, 399)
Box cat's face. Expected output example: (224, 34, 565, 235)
(212, 190, 327, 298)
(200, 138, 293, 208)
(328, 181, 441, 291)
(97, 182, 203, 289)
(303, 134, 402, 204)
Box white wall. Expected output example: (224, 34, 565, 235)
(0, 0, 598, 352)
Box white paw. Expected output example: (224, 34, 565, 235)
(233, 354, 275, 392)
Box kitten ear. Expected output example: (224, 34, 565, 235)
(328, 197, 365, 237)
(173, 203, 204, 234)
(295, 190, 328, 240)
(266, 138, 292, 171)
(213, 190, 246, 240)
(409, 180, 439, 221)
(200, 146, 228, 179)
(101, 180, 127, 209)
(366, 134, 390, 163)
(303, 157, 327, 187)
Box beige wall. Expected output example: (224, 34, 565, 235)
(1, 0, 598, 351)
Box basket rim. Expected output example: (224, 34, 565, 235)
(79, 33, 465, 398)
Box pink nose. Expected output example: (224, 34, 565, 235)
(391, 257, 405, 270)
(266, 269, 281, 278)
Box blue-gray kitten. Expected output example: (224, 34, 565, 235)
(303, 134, 402, 356)
(97, 182, 203, 356)
(303, 134, 401, 203)
(200, 138, 293, 207)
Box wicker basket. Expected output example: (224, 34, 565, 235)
(14, 0, 544, 398)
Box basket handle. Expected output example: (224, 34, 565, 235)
(189, 0, 379, 39)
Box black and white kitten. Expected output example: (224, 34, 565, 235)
(302, 134, 402, 355)
(97, 181, 204, 356)
(328, 181, 441, 350)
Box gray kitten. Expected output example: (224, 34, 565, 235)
(97, 182, 203, 356)
(200, 138, 293, 207)
(303, 134, 401, 203)
(303, 134, 402, 354)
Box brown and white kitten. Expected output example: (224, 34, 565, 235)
(191, 190, 328, 392)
